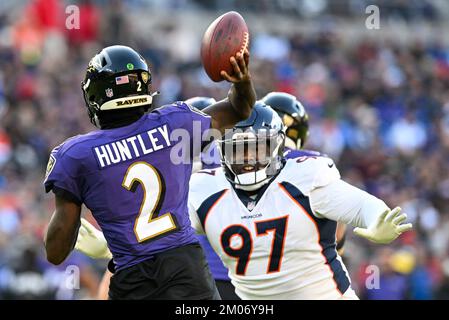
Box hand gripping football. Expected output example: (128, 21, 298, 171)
(201, 11, 249, 82)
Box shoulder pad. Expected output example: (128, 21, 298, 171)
(189, 168, 229, 209)
(279, 156, 340, 196)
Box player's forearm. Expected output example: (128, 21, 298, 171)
(356, 192, 390, 228)
(45, 211, 80, 265)
(310, 179, 389, 228)
(228, 77, 256, 121)
(45, 195, 81, 265)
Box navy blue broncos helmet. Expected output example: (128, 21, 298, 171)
(262, 92, 309, 149)
(219, 101, 285, 191)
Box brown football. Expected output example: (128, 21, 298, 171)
(201, 11, 249, 82)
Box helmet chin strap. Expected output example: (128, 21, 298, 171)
(93, 114, 101, 128)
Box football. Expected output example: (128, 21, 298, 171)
(201, 11, 249, 82)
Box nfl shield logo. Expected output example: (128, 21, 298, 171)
(105, 88, 113, 98)
(247, 201, 256, 211)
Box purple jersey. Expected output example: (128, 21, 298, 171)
(283, 147, 324, 159)
(44, 102, 211, 271)
(197, 235, 230, 281)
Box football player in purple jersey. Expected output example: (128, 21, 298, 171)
(262, 92, 347, 255)
(43, 45, 255, 300)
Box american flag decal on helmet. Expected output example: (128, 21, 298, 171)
(115, 75, 129, 85)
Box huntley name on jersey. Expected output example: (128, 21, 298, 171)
(93, 124, 171, 168)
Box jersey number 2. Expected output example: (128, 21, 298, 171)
(122, 162, 178, 243)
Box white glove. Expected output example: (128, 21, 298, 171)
(353, 207, 413, 244)
(75, 218, 112, 259)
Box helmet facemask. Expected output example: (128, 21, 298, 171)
(220, 128, 285, 191)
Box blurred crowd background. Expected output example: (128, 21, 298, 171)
(1, 0, 449, 299)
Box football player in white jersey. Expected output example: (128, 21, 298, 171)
(75, 102, 412, 300)
(189, 101, 412, 299)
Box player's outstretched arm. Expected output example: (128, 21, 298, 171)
(310, 178, 412, 245)
(203, 49, 256, 134)
(45, 195, 81, 265)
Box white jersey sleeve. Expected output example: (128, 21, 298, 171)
(283, 155, 390, 228)
(310, 179, 390, 228)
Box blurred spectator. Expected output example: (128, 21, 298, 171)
(0, 236, 100, 299)
(363, 248, 412, 300)
(387, 112, 428, 155)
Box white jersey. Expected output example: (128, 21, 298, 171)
(188, 155, 373, 300)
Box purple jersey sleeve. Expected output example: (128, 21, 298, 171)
(155, 101, 212, 158)
(283, 147, 325, 160)
(44, 140, 85, 204)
